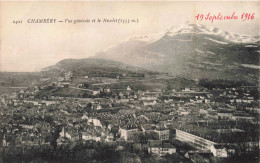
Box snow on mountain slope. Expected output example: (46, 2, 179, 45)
(242, 64, 260, 69)
(96, 23, 259, 83)
(127, 23, 260, 44)
(205, 37, 229, 44)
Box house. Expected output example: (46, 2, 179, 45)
(20, 123, 34, 129)
(60, 82, 70, 88)
(20, 135, 34, 145)
(119, 124, 139, 141)
(28, 95, 35, 100)
(236, 99, 242, 103)
(2, 134, 8, 146)
(199, 109, 208, 114)
(195, 99, 203, 103)
(140, 96, 157, 101)
(218, 110, 233, 120)
(32, 137, 44, 145)
(127, 86, 133, 91)
(185, 151, 214, 161)
(82, 114, 88, 120)
(81, 132, 101, 142)
(35, 122, 51, 132)
(182, 88, 191, 92)
(105, 133, 114, 142)
(143, 100, 157, 106)
(41, 100, 56, 106)
(210, 144, 235, 157)
(96, 103, 102, 110)
(64, 71, 73, 81)
(59, 127, 82, 142)
(200, 96, 205, 100)
(231, 111, 254, 121)
(58, 77, 65, 82)
(92, 90, 100, 95)
(148, 140, 176, 156)
(88, 118, 103, 128)
(164, 99, 173, 103)
(118, 98, 130, 103)
(18, 93, 25, 100)
(180, 111, 189, 115)
(107, 124, 112, 131)
(78, 83, 84, 88)
(104, 88, 111, 93)
(57, 137, 70, 146)
(154, 126, 170, 140)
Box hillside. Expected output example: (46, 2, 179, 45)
(37, 58, 199, 98)
(41, 58, 151, 78)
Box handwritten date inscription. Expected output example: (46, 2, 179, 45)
(195, 12, 255, 23)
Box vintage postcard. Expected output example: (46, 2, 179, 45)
(0, 1, 259, 162)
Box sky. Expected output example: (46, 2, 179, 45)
(0, 1, 259, 72)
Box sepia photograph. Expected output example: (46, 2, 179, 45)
(0, 1, 259, 162)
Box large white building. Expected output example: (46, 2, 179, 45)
(176, 125, 259, 152)
(176, 129, 216, 150)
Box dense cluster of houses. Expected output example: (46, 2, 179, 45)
(0, 72, 259, 160)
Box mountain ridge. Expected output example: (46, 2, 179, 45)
(95, 23, 259, 84)
(126, 23, 260, 44)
